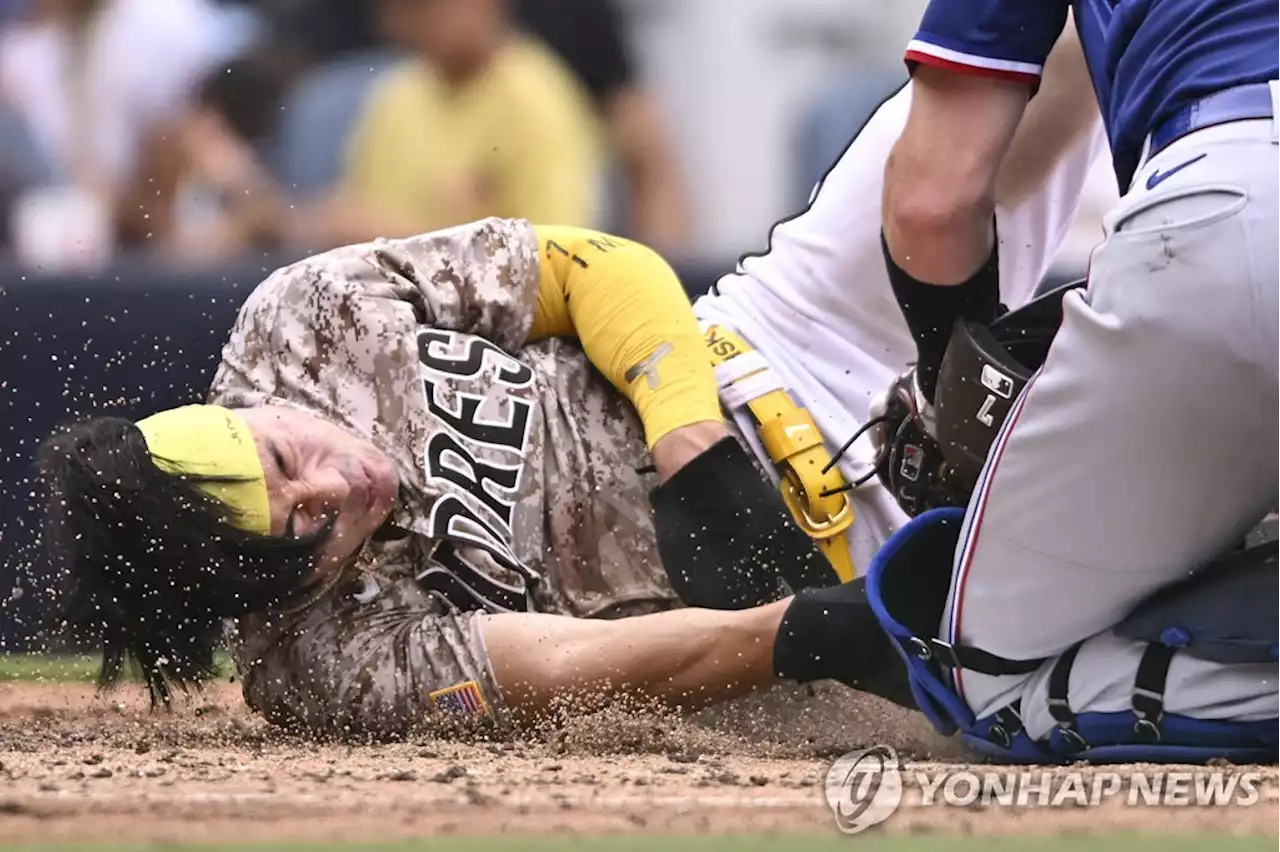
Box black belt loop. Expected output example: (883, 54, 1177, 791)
(1047, 642, 1088, 753)
(1133, 643, 1177, 743)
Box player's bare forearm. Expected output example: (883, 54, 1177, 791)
(883, 66, 1031, 284)
(996, 15, 1101, 205)
(480, 600, 788, 718)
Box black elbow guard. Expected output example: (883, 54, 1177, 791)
(650, 437, 835, 610)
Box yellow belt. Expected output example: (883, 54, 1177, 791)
(703, 324, 856, 583)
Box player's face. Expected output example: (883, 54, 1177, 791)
(238, 406, 400, 578)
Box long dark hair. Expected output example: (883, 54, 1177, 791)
(37, 416, 328, 705)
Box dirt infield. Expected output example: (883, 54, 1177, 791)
(0, 681, 1275, 845)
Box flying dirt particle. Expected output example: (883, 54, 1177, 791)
(380, 770, 415, 782)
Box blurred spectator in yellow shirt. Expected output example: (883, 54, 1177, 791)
(341, 0, 602, 234)
(165, 0, 687, 259)
(202, 0, 604, 252)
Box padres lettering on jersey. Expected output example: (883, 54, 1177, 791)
(417, 328, 542, 613)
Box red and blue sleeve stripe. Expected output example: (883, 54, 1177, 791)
(904, 0, 1072, 91)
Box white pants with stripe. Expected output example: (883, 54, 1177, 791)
(940, 115, 1280, 741)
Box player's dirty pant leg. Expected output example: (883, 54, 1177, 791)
(936, 118, 1279, 760)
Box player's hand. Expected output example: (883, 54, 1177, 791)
(868, 366, 935, 460)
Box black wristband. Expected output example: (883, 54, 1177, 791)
(882, 229, 1001, 404)
(650, 437, 836, 610)
(772, 578, 916, 710)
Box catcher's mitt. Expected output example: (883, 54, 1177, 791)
(868, 278, 1087, 518)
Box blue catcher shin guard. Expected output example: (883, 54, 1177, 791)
(864, 508, 1056, 762)
(864, 509, 1278, 765)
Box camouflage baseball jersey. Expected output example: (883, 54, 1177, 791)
(207, 218, 678, 738)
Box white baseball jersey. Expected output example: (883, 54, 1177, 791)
(692, 82, 1108, 573)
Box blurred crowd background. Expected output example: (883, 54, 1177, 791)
(0, 0, 1117, 278)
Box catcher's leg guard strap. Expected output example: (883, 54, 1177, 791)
(772, 578, 916, 710)
(651, 437, 834, 609)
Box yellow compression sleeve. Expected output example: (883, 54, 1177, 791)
(529, 225, 723, 448)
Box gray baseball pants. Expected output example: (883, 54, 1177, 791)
(941, 108, 1279, 741)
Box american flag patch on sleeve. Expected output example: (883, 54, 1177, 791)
(428, 680, 490, 717)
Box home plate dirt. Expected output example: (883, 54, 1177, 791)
(0, 682, 1274, 844)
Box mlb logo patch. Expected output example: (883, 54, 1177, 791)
(899, 444, 923, 482)
(980, 364, 1015, 399)
(429, 680, 490, 718)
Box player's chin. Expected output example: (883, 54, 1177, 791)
(312, 522, 372, 580)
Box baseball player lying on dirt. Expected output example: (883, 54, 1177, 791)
(42, 20, 1269, 762)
